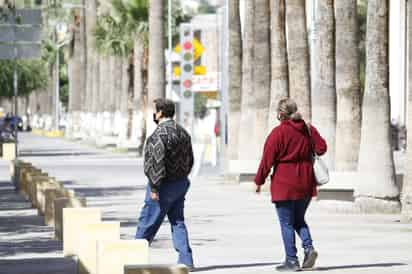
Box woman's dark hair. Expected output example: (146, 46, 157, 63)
(154, 98, 176, 118)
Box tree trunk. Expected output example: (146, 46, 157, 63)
(238, 0, 271, 160)
(335, 0, 361, 171)
(68, 10, 83, 113)
(147, 0, 165, 135)
(85, 0, 99, 114)
(312, 0, 336, 169)
(134, 38, 147, 153)
(356, 0, 400, 213)
(238, 0, 255, 160)
(228, 0, 242, 160)
(79, 5, 87, 113)
(402, 0, 412, 222)
(285, 0, 311, 121)
(268, 0, 289, 129)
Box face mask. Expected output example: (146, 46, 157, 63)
(153, 113, 159, 125)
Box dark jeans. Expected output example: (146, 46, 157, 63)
(275, 198, 313, 261)
(135, 178, 193, 267)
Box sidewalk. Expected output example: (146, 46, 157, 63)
(0, 132, 412, 274)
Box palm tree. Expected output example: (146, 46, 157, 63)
(312, 0, 336, 169)
(285, 0, 311, 121)
(238, 0, 254, 160)
(402, 0, 412, 222)
(147, 0, 165, 135)
(238, 0, 270, 160)
(356, 0, 400, 213)
(268, 0, 288, 128)
(228, 0, 242, 160)
(335, 0, 361, 171)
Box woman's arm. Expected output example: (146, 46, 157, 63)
(310, 126, 327, 156)
(255, 130, 280, 186)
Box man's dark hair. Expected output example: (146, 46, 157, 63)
(154, 98, 175, 118)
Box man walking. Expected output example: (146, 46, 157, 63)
(135, 98, 194, 269)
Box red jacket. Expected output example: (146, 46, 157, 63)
(254, 119, 327, 202)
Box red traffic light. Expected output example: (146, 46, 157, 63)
(183, 42, 193, 50)
(183, 80, 192, 88)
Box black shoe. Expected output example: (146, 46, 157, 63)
(276, 259, 301, 272)
(302, 248, 318, 269)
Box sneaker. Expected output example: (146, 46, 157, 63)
(276, 259, 301, 272)
(302, 248, 318, 269)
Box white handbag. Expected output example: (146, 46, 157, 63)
(307, 125, 329, 186)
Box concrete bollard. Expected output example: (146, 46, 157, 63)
(124, 265, 189, 274)
(20, 166, 41, 198)
(28, 174, 50, 206)
(97, 240, 149, 274)
(77, 222, 120, 274)
(44, 188, 74, 226)
(63, 208, 102, 257)
(54, 196, 87, 241)
(2, 142, 16, 161)
(36, 180, 60, 215)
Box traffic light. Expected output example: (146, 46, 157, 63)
(179, 23, 194, 134)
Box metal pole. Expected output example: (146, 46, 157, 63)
(219, 1, 229, 174)
(12, 0, 19, 190)
(168, 0, 173, 98)
(55, 47, 60, 131)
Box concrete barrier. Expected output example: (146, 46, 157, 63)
(63, 208, 102, 257)
(20, 167, 42, 198)
(97, 240, 149, 274)
(27, 174, 51, 206)
(77, 222, 120, 274)
(2, 142, 16, 161)
(124, 265, 189, 274)
(54, 196, 87, 241)
(36, 180, 61, 215)
(44, 188, 75, 226)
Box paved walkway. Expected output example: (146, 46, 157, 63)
(0, 133, 411, 274)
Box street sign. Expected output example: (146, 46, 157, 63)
(0, 9, 42, 25)
(0, 43, 41, 60)
(0, 25, 42, 43)
(179, 23, 195, 135)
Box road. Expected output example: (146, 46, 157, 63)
(0, 132, 411, 274)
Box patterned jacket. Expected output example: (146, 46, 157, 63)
(144, 119, 194, 192)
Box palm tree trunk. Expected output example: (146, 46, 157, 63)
(312, 0, 336, 169)
(85, 0, 99, 114)
(285, 0, 311, 121)
(238, 0, 271, 161)
(228, 0, 242, 160)
(134, 38, 147, 153)
(79, 5, 87, 113)
(335, 0, 361, 171)
(268, 0, 289, 129)
(356, 0, 400, 213)
(238, 0, 255, 160)
(402, 0, 412, 222)
(147, 0, 165, 135)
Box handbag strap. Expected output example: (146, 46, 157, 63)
(305, 124, 316, 158)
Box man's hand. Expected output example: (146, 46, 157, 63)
(151, 192, 160, 201)
(256, 185, 262, 194)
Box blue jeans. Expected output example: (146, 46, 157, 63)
(135, 178, 193, 267)
(275, 199, 313, 261)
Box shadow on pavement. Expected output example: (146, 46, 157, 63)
(191, 262, 279, 272)
(0, 257, 76, 274)
(315, 263, 407, 271)
(71, 186, 145, 198)
(0, 239, 62, 257)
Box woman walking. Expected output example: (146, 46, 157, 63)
(254, 98, 327, 272)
